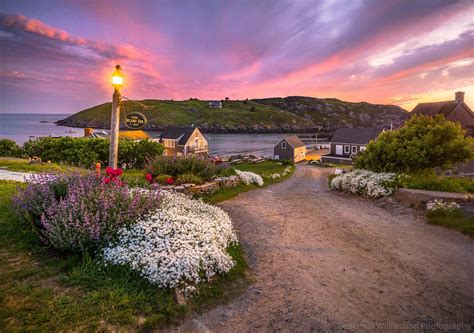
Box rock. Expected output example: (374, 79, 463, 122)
(394, 188, 473, 209)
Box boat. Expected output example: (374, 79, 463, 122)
(40, 120, 49, 123)
(65, 129, 77, 133)
(49, 133, 61, 138)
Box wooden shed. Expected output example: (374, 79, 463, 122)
(273, 135, 306, 162)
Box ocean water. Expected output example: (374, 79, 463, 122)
(0, 113, 305, 156)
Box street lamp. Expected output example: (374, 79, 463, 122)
(109, 64, 123, 168)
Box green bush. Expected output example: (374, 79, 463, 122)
(156, 174, 173, 185)
(0, 138, 24, 157)
(146, 156, 217, 180)
(354, 115, 474, 173)
(401, 171, 474, 193)
(176, 173, 205, 185)
(22, 137, 163, 168)
(427, 209, 474, 236)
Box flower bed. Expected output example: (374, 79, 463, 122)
(235, 169, 264, 186)
(330, 169, 400, 198)
(13, 173, 161, 252)
(103, 192, 238, 287)
(426, 199, 460, 212)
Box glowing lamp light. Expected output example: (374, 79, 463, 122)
(111, 64, 124, 88)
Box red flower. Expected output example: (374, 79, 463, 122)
(145, 173, 153, 183)
(103, 177, 111, 184)
(166, 177, 174, 185)
(105, 167, 113, 176)
(112, 168, 123, 177)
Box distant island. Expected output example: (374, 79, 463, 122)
(56, 96, 409, 134)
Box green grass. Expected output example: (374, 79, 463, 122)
(401, 171, 474, 193)
(61, 99, 312, 129)
(0, 180, 248, 331)
(204, 161, 294, 204)
(427, 209, 474, 236)
(0, 157, 77, 173)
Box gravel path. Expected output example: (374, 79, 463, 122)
(0, 169, 31, 182)
(177, 165, 474, 332)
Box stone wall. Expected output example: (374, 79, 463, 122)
(155, 175, 241, 195)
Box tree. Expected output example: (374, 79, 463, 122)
(0, 139, 23, 157)
(354, 115, 474, 173)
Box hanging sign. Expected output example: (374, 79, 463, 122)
(124, 112, 147, 129)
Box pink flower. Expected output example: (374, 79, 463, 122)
(104, 177, 111, 184)
(145, 173, 153, 183)
(105, 167, 113, 176)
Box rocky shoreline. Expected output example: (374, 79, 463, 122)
(55, 118, 319, 134)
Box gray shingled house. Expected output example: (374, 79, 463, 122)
(273, 135, 307, 162)
(411, 91, 474, 136)
(321, 128, 380, 165)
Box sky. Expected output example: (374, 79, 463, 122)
(0, 0, 473, 114)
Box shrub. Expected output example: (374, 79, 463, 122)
(0, 138, 24, 157)
(401, 171, 473, 193)
(426, 199, 460, 213)
(235, 169, 264, 186)
(155, 174, 174, 185)
(22, 137, 163, 168)
(146, 156, 217, 180)
(102, 191, 238, 288)
(354, 115, 474, 173)
(176, 173, 205, 185)
(12, 173, 161, 253)
(330, 169, 400, 198)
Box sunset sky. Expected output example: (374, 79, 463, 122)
(0, 0, 473, 114)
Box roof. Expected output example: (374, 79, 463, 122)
(282, 135, 306, 148)
(331, 128, 380, 144)
(160, 127, 197, 145)
(208, 100, 222, 104)
(411, 101, 459, 118)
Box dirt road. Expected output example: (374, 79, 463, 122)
(178, 165, 474, 332)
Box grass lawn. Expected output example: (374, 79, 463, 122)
(427, 209, 474, 237)
(401, 171, 474, 194)
(0, 157, 78, 173)
(0, 180, 248, 331)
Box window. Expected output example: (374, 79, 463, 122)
(281, 141, 287, 149)
(360, 146, 366, 151)
(344, 145, 350, 154)
(164, 139, 175, 148)
(351, 146, 357, 154)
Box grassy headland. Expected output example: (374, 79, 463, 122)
(56, 96, 409, 133)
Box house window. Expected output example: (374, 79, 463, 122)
(351, 146, 357, 154)
(344, 145, 350, 154)
(360, 146, 366, 151)
(281, 141, 287, 149)
(164, 139, 175, 148)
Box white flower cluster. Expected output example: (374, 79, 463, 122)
(426, 199, 460, 212)
(235, 169, 264, 186)
(330, 169, 399, 198)
(102, 192, 238, 288)
(270, 173, 281, 179)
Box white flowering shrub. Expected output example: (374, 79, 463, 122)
(330, 169, 400, 198)
(426, 199, 460, 212)
(270, 173, 281, 179)
(235, 169, 264, 186)
(102, 192, 238, 288)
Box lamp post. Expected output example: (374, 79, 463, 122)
(109, 64, 124, 168)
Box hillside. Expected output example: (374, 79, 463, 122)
(252, 96, 409, 131)
(57, 97, 409, 133)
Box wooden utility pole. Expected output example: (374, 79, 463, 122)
(109, 88, 121, 168)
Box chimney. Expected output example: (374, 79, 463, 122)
(455, 91, 465, 103)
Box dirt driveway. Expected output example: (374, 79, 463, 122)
(178, 165, 474, 332)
